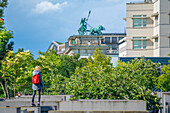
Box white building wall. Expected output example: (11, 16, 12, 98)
(159, 0, 170, 56)
(120, 0, 170, 57)
(125, 3, 154, 57)
(119, 38, 127, 57)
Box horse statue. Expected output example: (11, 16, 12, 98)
(78, 11, 105, 35)
(89, 25, 105, 35)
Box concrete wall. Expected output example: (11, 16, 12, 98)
(21, 107, 41, 113)
(58, 100, 146, 111)
(49, 111, 148, 113)
(0, 96, 148, 113)
(157, 92, 170, 113)
(0, 107, 21, 113)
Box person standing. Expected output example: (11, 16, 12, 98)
(32, 66, 44, 106)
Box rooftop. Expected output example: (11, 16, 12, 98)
(102, 33, 126, 36)
(127, 0, 153, 4)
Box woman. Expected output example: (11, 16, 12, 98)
(32, 66, 44, 106)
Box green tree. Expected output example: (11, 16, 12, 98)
(0, 0, 13, 97)
(65, 48, 113, 99)
(0, 0, 13, 60)
(36, 50, 62, 90)
(0, 50, 35, 98)
(59, 53, 82, 78)
(155, 59, 170, 92)
(36, 50, 87, 94)
(65, 49, 161, 110)
(114, 58, 161, 110)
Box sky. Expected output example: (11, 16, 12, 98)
(4, 0, 143, 57)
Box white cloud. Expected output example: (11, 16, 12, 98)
(32, 1, 68, 14)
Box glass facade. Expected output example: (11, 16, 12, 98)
(133, 37, 147, 49)
(133, 15, 147, 27)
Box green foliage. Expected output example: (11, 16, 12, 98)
(49, 74, 67, 95)
(114, 58, 161, 110)
(0, 50, 35, 98)
(154, 54, 170, 92)
(59, 53, 81, 78)
(0, 0, 14, 98)
(0, 0, 14, 60)
(156, 64, 170, 92)
(0, 44, 165, 111)
(36, 50, 87, 94)
(65, 50, 161, 110)
(65, 48, 113, 99)
(37, 50, 62, 89)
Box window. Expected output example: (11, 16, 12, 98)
(112, 44, 117, 50)
(72, 39, 76, 44)
(112, 37, 117, 43)
(101, 39, 105, 44)
(155, 38, 158, 48)
(88, 41, 90, 45)
(80, 39, 82, 44)
(112, 50, 118, 53)
(133, 37, 147, 49)
(155, 15, 158, 26)
(133, 15, 147, 27)
(105, 37, 110, 44)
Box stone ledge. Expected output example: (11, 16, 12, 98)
(59, 100, 146, 111)
(49, 110, 148, 113)
(0, 107, 21, 113)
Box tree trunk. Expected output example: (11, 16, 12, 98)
(3, 74, 9, 99)
(5, 81, 9, 99)
(14, 85, 15, 97)
(0, 81, 7, 99)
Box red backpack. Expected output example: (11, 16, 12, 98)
(32, 74, 40, 84)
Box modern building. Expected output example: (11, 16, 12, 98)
(119, 0, 170, 57)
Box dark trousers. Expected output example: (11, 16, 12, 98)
(32, 89, 41, 103)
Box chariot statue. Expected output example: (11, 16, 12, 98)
(78, 11, 105, 35)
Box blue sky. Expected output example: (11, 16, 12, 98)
(4, 0, 143, 57)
